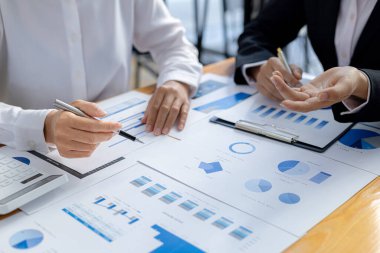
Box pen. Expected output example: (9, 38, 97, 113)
(277, 48, 292, 74)
(53, 99, 144, 144)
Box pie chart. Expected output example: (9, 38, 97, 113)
(245, 179, 272, 193)
(279, 193, 300, 204)
(339, 129, 380, 150)
(229, 142, 256, 154)
(278, 160, 310, 176)
(9, 229, 44, 249)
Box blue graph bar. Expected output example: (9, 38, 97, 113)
(107, 203, 116, 209)
(212, 217, 234, 230)
(229, 226, 253, 240)
(119, 112, 145, 124)
(179, 200, 198, 211)
(285, 112, 297, 119)
(63, 208, 113, 242)
(194, 208, 215, 221)
(94, 197, 106, 204)
(305, 117, 318, 126)
(142, 184, 166, 197)
(309, 172, 331, 184)
(151, 225, 205, 253)
(130, 176, 152, 187)
(272, 109, 287, 119)
(159, 192, 182, 204)
(128, 218, 139, 225)
(252, 105, 267, 113)
(193, 92, 251, 113)
(260, 107, 276, 117)
(315, 120, 329, 129)
(294, 115, 307, 123)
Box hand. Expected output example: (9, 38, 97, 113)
(249, 57, 303, 101)
(142, 81, 191, 135)
(270, 67, 369, 112)
(44, 100, 122, 158)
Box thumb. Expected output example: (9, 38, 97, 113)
(290, 64, 303, 80)
(71, 100, 106, 118)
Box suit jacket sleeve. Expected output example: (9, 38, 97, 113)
(235, 0, 306, 84)
(332, 69, 380, 122)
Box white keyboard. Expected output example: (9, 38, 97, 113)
(0, 150, 68, 214)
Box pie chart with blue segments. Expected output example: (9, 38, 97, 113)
(245, 179, 272, 193)
(229, 142, 256, 154)
(10, 229, 44, 249)
(339, 129, 380, 150)
(279, 193, 300, 204)
(278, 160, 310, 176)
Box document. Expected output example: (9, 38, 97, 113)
(139, 119, 376, 236)
(215, 93, 353, 151)
(0, 163, 298, 253)
(323, 122, 380, 175)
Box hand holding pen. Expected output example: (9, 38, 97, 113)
(44, 99, 142, 159)
(248, 47, 303, 101)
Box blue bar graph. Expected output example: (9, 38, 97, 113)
(193, 92, 251, 113)
(159, 192, 182, 204)
(128, 218, 139, 225)
(252, 105, 267, 113)
(142, 184, 166, 197)
(94, 197, 106, 204)
(285, 112, 297, 119)
(212, 217, 234, 230)
(315, 120, 329, 129)
(294, 115, 307, 123)
(309, 172, 331, 184)
(305, 117, 318, 126)
(179, 200, 198, 211)
(260, 107, 276, 117)
(194, 209, 216, 221)
(107, 203, 116, 209)
(229, 226, 253, 240)
(272, 109, 287, 119)
(130, 176, 152, 187)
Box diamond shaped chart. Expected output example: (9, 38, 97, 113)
(198, 162, 223, 174)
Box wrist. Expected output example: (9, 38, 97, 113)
(44, 110, 57, 144)
(248, 66, 261, 81)
(353, 69, 370, 100)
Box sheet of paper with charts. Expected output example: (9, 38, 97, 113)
(215, 93, 352, 149)
(2, 74, 377, 253)
(0, 163, 298, 253)
(139, 119, 376, 237)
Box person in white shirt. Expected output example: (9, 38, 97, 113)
(235, 0, 380, 122)
(0, 0, 202, 158)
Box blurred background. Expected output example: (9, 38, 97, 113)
(131, 0, 324, 88)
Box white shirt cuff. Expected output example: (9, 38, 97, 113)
(340, 72, 371, 115)
(242, 61, 267, 85)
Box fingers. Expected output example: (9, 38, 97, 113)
(178, 102, 189, 130)
(281, 97, 331, 112)
(267, 57, 300, 86)
(145, 88, 166, 132)
(162, 98, 182, 134)
(271, 72, 310, 101)
(68, 114, 121, 132)
(290, 64, 303, 80)
(317, 81, 352, 102)
(153, 94, 176, 135)
(71, 100, 106, 118)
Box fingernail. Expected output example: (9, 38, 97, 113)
(116, 123, 122, 129)
(178, 124, 184, 130)
(97, 107, 106, 115)
(318, 92, 329, 101)
(280, 102, 287, 108)
(162, 128, 169, 135)
(146, 125, 153, 132)
(154, 128, 161, 135)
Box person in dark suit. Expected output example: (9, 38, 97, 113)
(235, 0, 379, 122)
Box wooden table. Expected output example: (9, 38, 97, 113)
(2, 58, 380, 252)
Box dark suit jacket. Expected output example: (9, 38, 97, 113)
(235, 0, 380, 122)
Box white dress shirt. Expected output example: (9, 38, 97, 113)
(0, 0, 202, 153)
(242, 0, 377, 113)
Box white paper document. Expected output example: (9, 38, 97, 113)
(215, 93, 353, 149)
(139, 119, 376, 236)
(0, 163, 298, 253)
(323, 122, 380, 175)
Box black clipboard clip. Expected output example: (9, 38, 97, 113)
(235, 120, 299, 143)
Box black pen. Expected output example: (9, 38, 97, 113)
(53, 99, 144, 144)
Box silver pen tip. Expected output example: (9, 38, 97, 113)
(136, 138, 144, 144)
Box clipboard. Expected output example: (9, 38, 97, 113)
(210, 116, 354, 153)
